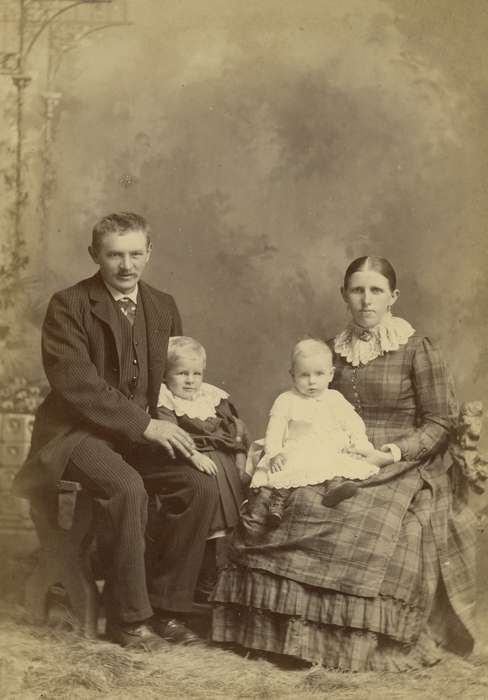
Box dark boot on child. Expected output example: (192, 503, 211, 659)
(267, 489, 288, 527)
(322, 478, 359, 507)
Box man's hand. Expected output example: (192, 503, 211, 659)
(191, 453, 218, 476)
(143, 419, 195, 458)
(269, 453, 287, 473)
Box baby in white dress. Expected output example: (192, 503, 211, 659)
(250, 339, 379, 525)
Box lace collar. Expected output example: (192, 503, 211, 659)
(334, 314, 414, 367)
(157, 382, 229, 420)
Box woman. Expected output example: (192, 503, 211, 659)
(211, 256, 478, 671)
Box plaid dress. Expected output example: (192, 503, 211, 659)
(211, 334, 478, 671)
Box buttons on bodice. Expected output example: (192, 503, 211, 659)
(351, 367, 362, 413)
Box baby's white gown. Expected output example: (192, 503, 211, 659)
(250, 389, 379, 490)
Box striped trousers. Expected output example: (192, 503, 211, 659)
(65, 436, 220, 623)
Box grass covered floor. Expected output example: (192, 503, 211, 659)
(1, 603, 488, 700)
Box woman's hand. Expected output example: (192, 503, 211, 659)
(143, 419, 195, 458)
(190, 452, 218, 477)
(269, 453, 287, 473)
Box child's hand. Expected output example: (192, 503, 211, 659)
(191, 453, 218, 476)
(269, 453, 287, 473)
(343, 440, 376, 460)
(348, 447, 392, 468)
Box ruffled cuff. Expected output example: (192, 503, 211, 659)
(394, 422, 449, 462)
(383, 443, 402, 463)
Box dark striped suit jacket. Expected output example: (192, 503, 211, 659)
(13, 272, 182, 495)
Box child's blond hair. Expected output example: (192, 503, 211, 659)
(291, 338, 333, 371)
(167, 336, 207, 369)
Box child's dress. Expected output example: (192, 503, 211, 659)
(250, 388, 378, 490)
(157, 382, 246, 531)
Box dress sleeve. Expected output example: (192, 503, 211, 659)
(215, 398, 250, 451)
(155, 404, 178, 424)
(393, 337, 453, 462)
(265, 393, 291, 457)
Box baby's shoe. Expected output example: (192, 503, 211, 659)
(322, 479, 359, 507)
(238, 490, 269, 544)
(267, 491, 286, 527)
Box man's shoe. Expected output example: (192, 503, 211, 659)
(107, 621, 166, 650)
(152, 616, 201, 645)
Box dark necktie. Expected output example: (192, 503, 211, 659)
(117, 297, 136, 326)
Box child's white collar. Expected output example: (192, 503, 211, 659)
(157, 382, 229, 420)
(334, 313, 414, 367)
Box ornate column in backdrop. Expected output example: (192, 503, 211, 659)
(0, 0, 129, 377)
(0, 0, 130, 538)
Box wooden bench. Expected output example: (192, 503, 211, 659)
(25, 480, 102, 636)
(24, 402, 488, 637)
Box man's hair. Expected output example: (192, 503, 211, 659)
(166, 336, 207, 369)
(291, 338, 333, 370)
(91, 212, 151, 252)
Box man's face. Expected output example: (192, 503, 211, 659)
(89, 230, 151, 294)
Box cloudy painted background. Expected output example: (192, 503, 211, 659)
(27, 0, 485, 438)
(1, 0, 488, 623)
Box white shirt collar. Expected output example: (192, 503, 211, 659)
(103, 281, 139, 304)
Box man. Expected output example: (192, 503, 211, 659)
(14, 212, 220, 648)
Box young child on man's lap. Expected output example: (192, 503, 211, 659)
(155, 336, 248, 599)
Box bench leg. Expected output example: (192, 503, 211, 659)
(58, 551, 99, 638)
(25, 565, 50, 625)
(26, 492, 100, 638)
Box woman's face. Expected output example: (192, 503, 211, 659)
(342, 270, 399, 328)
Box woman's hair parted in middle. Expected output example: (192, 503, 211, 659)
(343, 256, 397, 292)
(291, 338, 333, 370)
(167, 336, 207, 369)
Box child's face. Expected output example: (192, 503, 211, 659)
(291, 353, 334, 398)
(165, 354, 204, 400)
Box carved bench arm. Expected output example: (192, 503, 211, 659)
(55, 480, 83, 530)
(449, 401, 488, 498)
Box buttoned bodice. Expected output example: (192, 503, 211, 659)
(330, 334, 452, 459)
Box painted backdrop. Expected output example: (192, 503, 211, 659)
(27, 0, 486, 440)
(1, 0, 488, 627)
